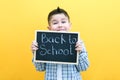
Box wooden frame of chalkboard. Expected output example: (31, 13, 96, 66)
(34, 30, 79, 65)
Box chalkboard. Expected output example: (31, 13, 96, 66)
(34, 30, 79, 64)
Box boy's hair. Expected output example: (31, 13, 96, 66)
(48, 7, 70, 23)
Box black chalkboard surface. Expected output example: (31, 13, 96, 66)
(34, 30, 79, 64)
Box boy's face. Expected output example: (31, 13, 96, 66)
(48, 13, 71, 31)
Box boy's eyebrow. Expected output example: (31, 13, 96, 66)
(51, 18, 67, 21)
(61, 18, 67, 20)
(51, 20, 57, 22)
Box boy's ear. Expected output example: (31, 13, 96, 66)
(69, 22, 72, 30)
(70, 22, 72, 27)
(47, 26, 51, 30)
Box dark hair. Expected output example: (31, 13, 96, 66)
(48, 7, 70, 23)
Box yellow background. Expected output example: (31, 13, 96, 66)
(0, 0, 120, 80)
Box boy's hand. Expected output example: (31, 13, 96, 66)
(31, 40, 38, 53)
(75, 40, 82, 53)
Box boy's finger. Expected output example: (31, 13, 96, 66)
(75, 43, 81, 48)
(31, 47, 38, 52)
(32, 41, 38, 47)
(33, 47, 38, 50)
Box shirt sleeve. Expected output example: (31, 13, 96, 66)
(32, 59, 46, 71)
(75, 40, 90, 72)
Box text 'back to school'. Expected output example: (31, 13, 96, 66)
(38, 33, 77, 56)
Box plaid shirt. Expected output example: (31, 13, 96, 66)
(33, 41, 89, 80)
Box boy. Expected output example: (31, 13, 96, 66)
(31, 7, 89, 80)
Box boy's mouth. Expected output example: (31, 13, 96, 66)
(57, 29, 66, 31)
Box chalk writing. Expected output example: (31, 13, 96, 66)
(41, 33, 66, 44)
(35, 31, 79, 64)
(39, 44, 73, 56)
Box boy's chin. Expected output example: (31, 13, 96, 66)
(50, 30, 69, 32)
(57, 29, 69, 31)
(57, 30, 67, 32)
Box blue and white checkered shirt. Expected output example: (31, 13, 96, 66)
(33, 41, 89, 80)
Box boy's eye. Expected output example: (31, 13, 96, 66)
(62, 21, 66, 23)
(52, 22, 58, 25)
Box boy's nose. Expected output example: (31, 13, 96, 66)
(58, 23, 62, 27)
